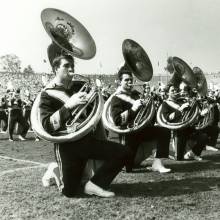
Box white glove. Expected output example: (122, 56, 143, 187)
(131, 99, 143, 112)
(64, 92, 88, 109)
(179, 102, 189, 111)
(200, 108, 208, 116)
(169, 112, 175, 120)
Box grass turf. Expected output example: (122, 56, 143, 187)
(0, 133, 220, 219)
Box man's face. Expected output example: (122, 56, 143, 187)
(119, 74, 133, 91)
(209, 90, 215, 98)
(168, 86, 178, 99)
(56, 58, 75, 82)
(179, 83, 189, 97)
(144, 86, 151, 95)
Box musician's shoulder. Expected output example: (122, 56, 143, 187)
(131, 89, 141, 99)
(40, 90, 50, 101)
(111, 95, 121, 103)
(44, 81, 57, 90)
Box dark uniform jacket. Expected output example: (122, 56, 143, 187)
(39, 80, 92, 136)
(0, 98, 7, 112)
(8, 97, 23, 114)
(40, 85, 74, 135)
(111, 89, 140, 128)
(110, 89, 156, 128)
(161, 100, 182, 123)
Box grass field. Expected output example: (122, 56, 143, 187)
(0, 132, 220, 220)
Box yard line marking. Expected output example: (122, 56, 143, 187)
(0, 155, 47, 166)
(0, 164, 47, 177)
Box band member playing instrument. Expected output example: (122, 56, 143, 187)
(161, 83, 208, 161)
(143, 83, 163, 110)
(192, 66, 219, 152)
(7, 89, 29, 141)
(110, 65, 171, 173)
(39, 47, 132, 198)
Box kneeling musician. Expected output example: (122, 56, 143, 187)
(110, 65, 171, 173)
(161, 83, 208, 160)
(39, 47, 132, 198)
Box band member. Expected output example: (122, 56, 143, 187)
(143, 83, 163, 110)
(161, 83, 208, 161)
(39, 46, 132, 198)
(23, 90, 33, 129)
(0, 96, 8, 132)
(143, 82, 151, 97)
(192, 66, 219, 152)
(110, 65, 171, 173)
(7, 89, 29, 141)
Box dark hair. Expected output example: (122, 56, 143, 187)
(117, 64, 132, 81)
(193, 66, 202, 74)
(181, 85, 191, 93)
(52, 55, 74, 73)
(165, 83, 178, 93)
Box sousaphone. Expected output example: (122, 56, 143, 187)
(102, 39, 155, 134)
(31, 8, 104, 143)
(193, 66, 214, 130)
(157, 57, 199, 129)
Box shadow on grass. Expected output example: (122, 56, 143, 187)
(112, 176, 220, 198)
(167, 153, 220, 173)
(0, 137, 10, 141)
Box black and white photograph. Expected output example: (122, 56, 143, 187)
(0, 0, 220, 219)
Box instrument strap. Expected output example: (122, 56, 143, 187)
(165, 100, 181, 110)
(44, 89, 70, 104)
(114, 88, 136, 105)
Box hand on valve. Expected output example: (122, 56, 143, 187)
(64, 92, 88, 110)
(131, 99, 143, 112)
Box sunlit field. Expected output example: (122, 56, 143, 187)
(0, 132, 220, 220)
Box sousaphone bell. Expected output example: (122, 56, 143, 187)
(192, 66, 214, 130)
(157, 57, 199, 129)
(102, 39, 155, 134)
(31, 8, 104, 143)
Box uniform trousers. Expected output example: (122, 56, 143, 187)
(0, 110, 8, 131)
(23, 109, 31, 127)
(54, 135, 132, 197)
(8, 110, 29, 139)
(175, 127, 208, 160)
(123, 126, 171, 171)
(202, 125, 219, 147)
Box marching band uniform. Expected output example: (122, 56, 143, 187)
(201, 99, 219, 150)
(161, 85, 208, 160)
(110, 67, 171, 173)
(39, 50, 132, 198)
(7, 90, 29, 141)
(40, 82, 132, 197)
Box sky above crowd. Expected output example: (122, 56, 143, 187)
(0, 0, 220, 75)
